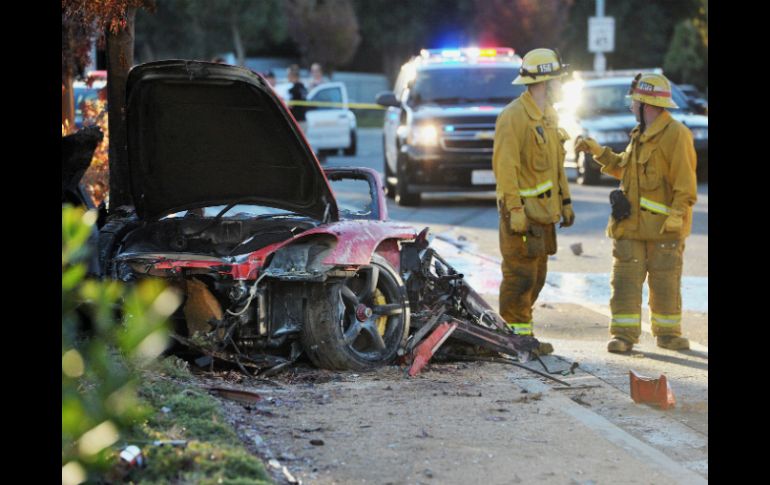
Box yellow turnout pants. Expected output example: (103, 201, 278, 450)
(610, 239, 684, 342)
(499, 221, 557, 335)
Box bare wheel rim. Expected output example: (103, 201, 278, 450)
(338, 264, 405, 361)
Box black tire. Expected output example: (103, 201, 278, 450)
(343, 129, 357, 156)
(576, 151, 600, 185)
(383, 135, 395, 199)
(395, 152, 421, 206)
(301, 254, 410, 370)
(97, 219, 138, 278)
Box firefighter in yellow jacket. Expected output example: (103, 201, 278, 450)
(492, 48, 574, 355)
(575, 73, 697, 352)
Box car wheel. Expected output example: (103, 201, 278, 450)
(343, 129, 357, 156)
(395, 152, 421, 206)
(576, 151, 600, 185)
(384, 136, 395, 199)
(301, 254, 410, 370)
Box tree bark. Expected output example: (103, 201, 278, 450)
(106, 8, 136, 210)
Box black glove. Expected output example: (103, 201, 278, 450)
(609, 189, 631, 221)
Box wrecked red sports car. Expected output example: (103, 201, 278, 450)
(93, 60, 537, 372)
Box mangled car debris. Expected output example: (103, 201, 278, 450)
(83, 60, 539, 374)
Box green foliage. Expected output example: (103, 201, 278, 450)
(62, 205, 180, 484)
(125, 367, 271, 484)
(135, 0, 288, 64)
(664, 20, 706, 90)
(560, 0, 701, 71)
(284, 0, 361, 70)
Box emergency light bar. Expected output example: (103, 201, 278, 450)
(419, 47, 516, 61)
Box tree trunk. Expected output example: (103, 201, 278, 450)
(231, 13, 245, 66)
(62, 71, 75, 130)
(106, 8, 136, 210)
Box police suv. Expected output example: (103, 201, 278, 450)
(376, 48, 525, 206)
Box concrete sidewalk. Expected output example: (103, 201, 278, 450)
(202, 301, 708, 484)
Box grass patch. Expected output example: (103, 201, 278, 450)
(120, 356, 271, 484)
(354, 109, 385, 128)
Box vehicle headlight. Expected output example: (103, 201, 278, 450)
(409, 124, 439, 146)
(592, 130, 628, 144)
(690, 127, 708, 140)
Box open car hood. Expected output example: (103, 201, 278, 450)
(125, 60, 337, 221)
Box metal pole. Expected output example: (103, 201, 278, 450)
(594, 0, 606, 73)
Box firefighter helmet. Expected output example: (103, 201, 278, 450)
(628, 73, 679, 109)
(512, 48, 569, 85)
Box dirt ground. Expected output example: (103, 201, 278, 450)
(188, 302, 708, 485)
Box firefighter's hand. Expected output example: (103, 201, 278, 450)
(560, 204, 575, 228)
(575, 136, 604, 157)
(508, 207, 528, 234)
(660, 208, 684, 234)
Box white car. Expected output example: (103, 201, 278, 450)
(274, 81, 357, 157)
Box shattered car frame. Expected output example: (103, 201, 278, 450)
(93, 60, 537, 372)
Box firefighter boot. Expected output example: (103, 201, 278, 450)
(607, 337, 633, 353)
(656, 335, 690, 350)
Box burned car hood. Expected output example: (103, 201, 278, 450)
(125, 60, 337, 221)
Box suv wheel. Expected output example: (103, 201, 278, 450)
(395, 152, 421, 206)
(383, 136, 395, 198)
(301, 254, 409, 370)
(343, 129, 357, 156)
(576, 152, 600, 185)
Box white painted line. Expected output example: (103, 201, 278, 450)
(515, 377, 708, 485)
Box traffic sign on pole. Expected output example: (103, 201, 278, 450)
(589, 16, 615, 53)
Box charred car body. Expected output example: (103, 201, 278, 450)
(89, 61, 536, 372)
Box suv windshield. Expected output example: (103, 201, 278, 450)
(577, 83, 690, 116)
(409, 67, 525, 105)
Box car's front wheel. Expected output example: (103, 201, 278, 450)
(301, 254, 409, 370)
(395, 152, 421, 206)
(343, 129, 357, 156)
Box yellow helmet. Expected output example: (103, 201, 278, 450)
(628, 73, 679, 109)
(512, 48, 569, 85)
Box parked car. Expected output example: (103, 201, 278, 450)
(93, 61, 412, 371)
(557, 74, 708, 184)
(376, 47, 525, 206)
(677, 84, 708, 115)
(274, 81, 357, 158)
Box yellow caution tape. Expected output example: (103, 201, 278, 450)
(286, 100, 386, 110)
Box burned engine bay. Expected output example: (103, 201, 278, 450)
(118, 212, 319, 258)
(104, 212, 553, 379)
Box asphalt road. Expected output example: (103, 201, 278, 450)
(323, 127, 708, 279)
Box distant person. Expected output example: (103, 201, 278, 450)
(287, 64, 308, 132)
(575, 73, 697, 353)
(309, 62, 326, 89)
(264, 70, 277, 87)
